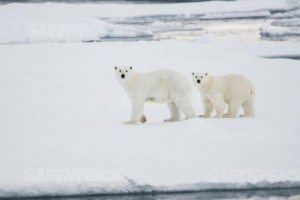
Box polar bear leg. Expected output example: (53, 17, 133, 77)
(241, 95, 255, 117)
(210, 94, 226, 118)
(199, 97, 213, 118)
(174, 99, 196, 120)
(124, 100, 145, 124)
(224, 101, 242, 118)
(164, 102, 181, 122)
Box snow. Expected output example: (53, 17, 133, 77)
(0, 39, 300, 198)
(272, 9, 300, 19)
(150, 21, 184, 33)
(0, 0, 300, 198)
(0, 17, 153, 44)
(261, 16, 300, 40)
(260, 25, 300, 39)
(0, 0, 298, 44)
(290, 195, 300, 200)
(1, 0, 293, 18)
(272, 18, 300, 27)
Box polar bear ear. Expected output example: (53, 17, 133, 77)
(129, 66, 133, 70)
(205, 72, 208, 76)
(114, 66, 118, 70)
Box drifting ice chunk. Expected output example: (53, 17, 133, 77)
(260, 25, 300, 39)
(200, 11, 271, 20)
(271, 18, 300, 27)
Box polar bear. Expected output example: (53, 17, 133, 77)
(192, 72, 255, 118)
(115, 66, 196, 124)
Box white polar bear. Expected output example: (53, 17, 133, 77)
(192, 72, 255, 118)
(115, 66, 196, 124)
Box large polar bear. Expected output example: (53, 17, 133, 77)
(192, 72, 255, 118)
(115, 66, 196, 124)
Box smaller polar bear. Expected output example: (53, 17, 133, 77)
(115, 66, 196, 124)
(192, 72, 255, 118)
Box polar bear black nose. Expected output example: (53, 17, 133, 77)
(121, 74, 125, 79)
(197, 79, 201, 84)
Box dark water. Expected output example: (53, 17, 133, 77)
(262, 55, 300, 61)
(8, 189, 300, 200)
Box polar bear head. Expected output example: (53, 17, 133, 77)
(192, 72, 209, 87)
(114, 66, 133, 82)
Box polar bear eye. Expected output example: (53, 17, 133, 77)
(119, 70, 121, 72)
(126, 70, 128, 72)
(201, 76, 203, 78)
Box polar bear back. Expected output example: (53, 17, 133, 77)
(126, 69, 192, 103)
(211, 73, 254, 103)
(146, 69, 192, 95)
(154, 69, 191, 90)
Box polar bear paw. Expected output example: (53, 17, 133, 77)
(198, 114, 211, 118)
(140, 115, 147, 123)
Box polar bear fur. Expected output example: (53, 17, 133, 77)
(192, 72, 255, 118)
(115, 66, 196, 124)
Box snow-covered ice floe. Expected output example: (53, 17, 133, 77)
(0, 39, 300, 198)
(260, 26, 300, 39)
(260, 17, 300, 40)
(200, 11, 272, 20)
(272, 18, 300, 27)
(0, 0, 300, 199)
(0, 17, 153, 44)
(0, 0, 299, 44)
(271, 9, 300, 19)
